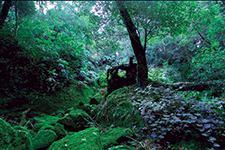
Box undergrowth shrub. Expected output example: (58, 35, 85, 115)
(134, 86, 225, 149)
(0, 33, 83, 109)
(178, 47, 225, 96)
(187, 48, 225, 82)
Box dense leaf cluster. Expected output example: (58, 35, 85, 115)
(0, 33, 81, 108)
(134, 86, 225, 149)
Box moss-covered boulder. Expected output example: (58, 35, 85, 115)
(48, 127, 133, 150)
(0, 118, 32, 150)
(13, 126, 33, 150)
(101, 127, 133, 148)
(32, 129, 57, 150)
(48, 127, 101, 150)
(32, 115, 60, 134)
(34, 115, 60, 125)
(58, 108, 94, 131)
(33, 115, 67, 135)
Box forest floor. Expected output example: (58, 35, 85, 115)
(1, 76, 225, 150)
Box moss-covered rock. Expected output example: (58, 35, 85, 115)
(48, 127, 133, 150)
(32, 117, 67, 139)
(48, 127, 102, 150)
(32, 115, 60, 133)
(0, 118, 15, 149)
(32, 129, 57, 150)
(54, 123, 67, 138)
(101, 127, 133, 148)
(58, 108, 94, 131)
(34, 115, 60, 124)
(0, 118, 32, 150)
(13, 126, 33, 150)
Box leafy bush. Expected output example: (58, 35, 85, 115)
(177, 47, 225, 96)
(0, 33, 83, 110)
(134, 86, 225, 149)
(188, 48, 225, 82)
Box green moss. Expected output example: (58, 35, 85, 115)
(11, 128, 33, 150)
(48, 127, 134, 150)
(54, 123, 67, 137)
(32, 130, 57, 150)
(101, 128, 133, 148)
(0, 118, 15, 148)
(0, 118, 33, 150)
(48, 127, 102, 150)
(33, 115, 60, 133)
(58, 109, 94, 131)
(34, 115, 60, 124)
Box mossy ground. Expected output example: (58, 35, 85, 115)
(1, 75, 224, 150)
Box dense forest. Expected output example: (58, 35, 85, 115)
(0, 1, 225, 150)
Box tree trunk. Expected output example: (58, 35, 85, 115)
(116, 1, 149, 87)
(0, 0, 12, 29)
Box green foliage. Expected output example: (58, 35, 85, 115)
(148, 65, 181, 83)
(1, 1, 225, 149)
(134, 85, 225, 149)
(16, 1, 36, 18)
(146, 34, 197, 68)
(188, 48, 225, 81)
(97, 72, 108, 87)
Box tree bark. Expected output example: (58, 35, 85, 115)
(0, 0, 12, 29)
(116, 1, 149, 87)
